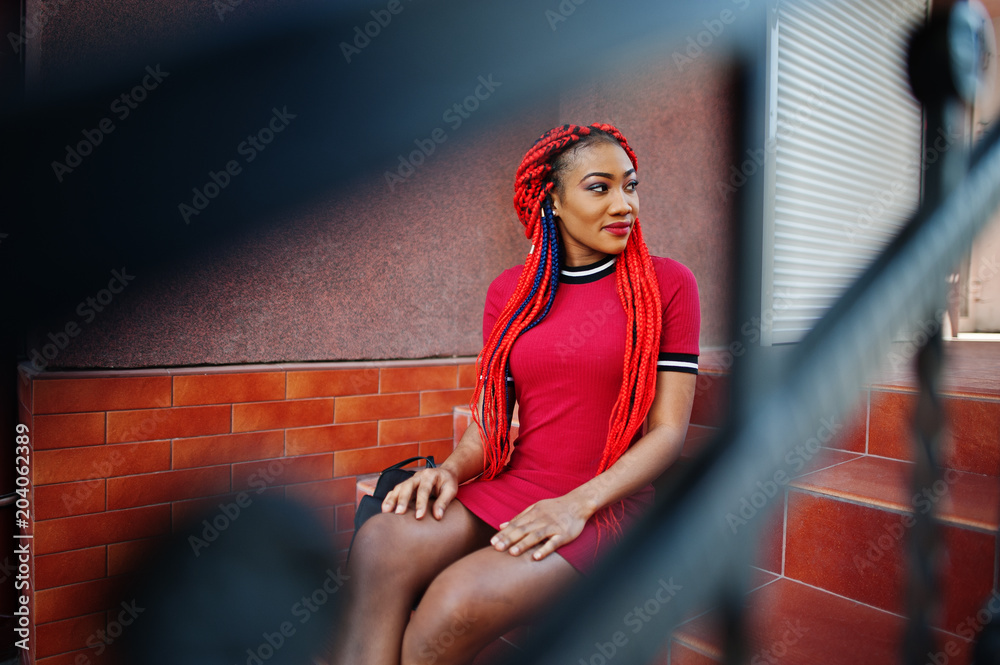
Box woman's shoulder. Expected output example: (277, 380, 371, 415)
(485, 264, 525, 303)
(649, 255, 697, 290)
(493, 264, 525, 283)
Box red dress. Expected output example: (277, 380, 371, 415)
(455, 254, 701, 573)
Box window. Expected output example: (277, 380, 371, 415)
(761, 0, 929, 344)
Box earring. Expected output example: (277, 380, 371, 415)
(543, 198, 555, 221)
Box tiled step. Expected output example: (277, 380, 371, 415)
(471, 572, 977, 665)
(668, 445, 999, 663)
(669, 577, 974, 664)
(865, 387, 1000, 476)
(865, 340, 1000, 477)
(877, 340, 1000, 401)
(781, 455, 999, 632)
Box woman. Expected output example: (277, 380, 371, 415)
(333, 123, 700, 665)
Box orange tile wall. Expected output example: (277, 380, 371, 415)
(17, 359, 476, 665)
(20, 349, 934, 665)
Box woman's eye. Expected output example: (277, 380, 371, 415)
(588, 183, 608, 192)
(626, 180, 639, 192)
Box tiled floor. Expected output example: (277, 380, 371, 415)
(874, 339, 1000, 398)
(792, 456, 1000, 531)
(671, 577, 973, 665)
(662, 341, 1000, 664)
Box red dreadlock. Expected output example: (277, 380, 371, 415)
(471, 123, 663, 527)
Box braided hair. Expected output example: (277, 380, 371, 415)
(471, 124, 663, 526)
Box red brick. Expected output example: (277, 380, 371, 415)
(287, 422, 377, 456)
(36, 612, 106, 658)
(379, 415, 452, 446)
(335, 503, 355, 532)
(36, 480, 106, 520)
(34, 413, 106, 450)
(37, 505, 171, 555)
(36, 547, 106, 590)
(284, 478, 356, 508)
(170, 487, 284, 530)
(335, 393, 419, 423)
(232, 398, 333, 432)
(355, 474, 375, 505)
(107, 537, 170, 576)
(173, 431, 284, 469)
(380, 366, 457, 393)
(232, 454, 333, 491)
(313, 506, 338, 534)
(107, 466, 231, 510)
(173, 372, 285, 406)
(286, 368, 379, 398)
(106, 405, 230, 444)
(334, 443, 420, 476)
(34, 376, 171, 414)
(419, 438, 455, 462)
(36, 441, 171, 485)
(36, 577, 117, 624)
(458, 363, 477, 388)
(420, 389, 474, 416)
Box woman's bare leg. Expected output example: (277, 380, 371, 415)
(400, 546, 580, 665)
(329, 503, 494, 665)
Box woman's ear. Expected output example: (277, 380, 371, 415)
(547, 192, 561, 217)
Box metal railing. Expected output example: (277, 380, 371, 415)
(6, 0, 999, 663)
(510, 3, 1000, 664)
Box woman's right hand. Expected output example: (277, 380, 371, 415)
(381, 466, 459, 521)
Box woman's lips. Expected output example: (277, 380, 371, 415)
(603, 222, 632, 237)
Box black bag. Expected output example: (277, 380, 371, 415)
(349, 456, 436, 554)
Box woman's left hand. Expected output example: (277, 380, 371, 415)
(490, 496, 590, 561)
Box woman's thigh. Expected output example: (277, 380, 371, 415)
(401, 546, 580, 665)
(349, 499, 495, 592)
(330, 502, 496, 665)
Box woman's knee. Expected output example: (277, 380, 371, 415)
(401, 567, 486, 664)
(349, 509, 482, 588)
(348, 512, 418, 580)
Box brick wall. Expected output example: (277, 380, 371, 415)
(14, 352, 743, 665)
(17, 358, 475, 665)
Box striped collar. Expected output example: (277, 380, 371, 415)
(559, 256, 618, 284)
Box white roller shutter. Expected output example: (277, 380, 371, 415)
(761, 0, 928, 345)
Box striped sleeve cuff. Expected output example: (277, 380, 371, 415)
(657, 352, 699, 374)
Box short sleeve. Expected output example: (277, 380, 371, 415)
(482, 266, 524, 346)
(652, 257, 701, 375)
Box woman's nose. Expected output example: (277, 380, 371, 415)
(610, 189, 632, 215)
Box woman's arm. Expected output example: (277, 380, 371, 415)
(490, 370, 696, 560)
(380, 396, 490, 520)
(440, 419, 489, 483)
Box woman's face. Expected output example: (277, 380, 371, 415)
(549, 140, 639, 266)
